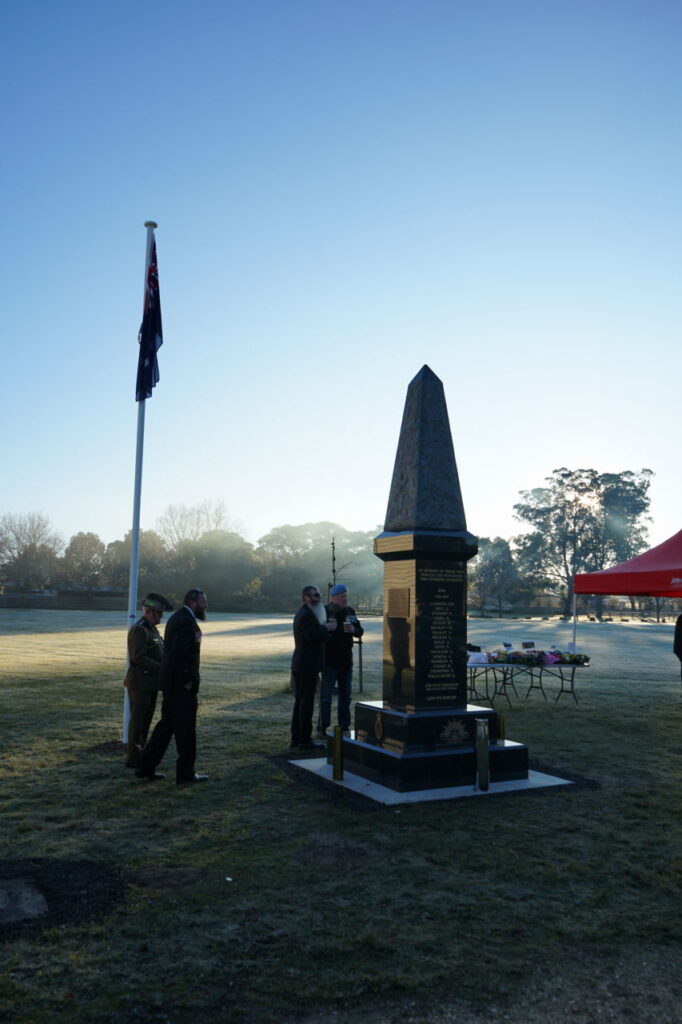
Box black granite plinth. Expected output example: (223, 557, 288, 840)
(335, 699, 528, 791)
(354, 699, 500, 752)
(332, 735, 528, 793)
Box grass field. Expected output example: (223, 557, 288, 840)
(1, 610, 681, 1024)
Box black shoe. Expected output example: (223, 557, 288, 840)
(176, 773, 209, 785)
(297, 740, 325, 751)
(135, 770, 165, 780)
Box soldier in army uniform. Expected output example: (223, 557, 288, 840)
(124, 592, 173, 769)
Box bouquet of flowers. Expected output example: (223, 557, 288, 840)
(489, 649, 544, 666)
(552, 650, 590, 665)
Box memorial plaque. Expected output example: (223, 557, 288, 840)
(382, 562, 415, 706)
(381, 557, 469, 709)
(417, 561, 467, 707)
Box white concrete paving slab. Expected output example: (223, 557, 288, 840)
(290, 758, 572, 804)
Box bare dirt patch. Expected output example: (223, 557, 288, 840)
(0, 859, 126, 941)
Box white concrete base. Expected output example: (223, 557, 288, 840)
(290, 758, 572, 805)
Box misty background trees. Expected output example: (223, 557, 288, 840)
(0, 513, 63, 592)
(0, 505, 384, 612)
(513, 468, 653, 616)
(0, 467, 670, 616)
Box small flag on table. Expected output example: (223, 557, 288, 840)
(136, 237, 163, 401)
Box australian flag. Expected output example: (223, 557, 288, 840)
(136, 237, 163, 401)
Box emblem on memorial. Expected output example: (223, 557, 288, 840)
(374, 713, 384, 743)
(440, 719, 468, 745)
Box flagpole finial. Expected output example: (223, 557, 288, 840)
(144, 221, 158, 229)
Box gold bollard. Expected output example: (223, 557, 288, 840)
(475, 717, 490, 792)
(332, 725, 344, 781)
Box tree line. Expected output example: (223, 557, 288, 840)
(1, 469, 669, 616)
(0, 504, 383, 612)
(470, 467, 665, 617)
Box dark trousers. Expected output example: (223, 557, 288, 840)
(125, 688, 158, 767)
(320, 665, 353, 730)
(291, 671, 318, 746)
(138, 688, 198, 782)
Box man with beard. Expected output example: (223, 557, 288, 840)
(290, 584, 335, 751)
(136, 588, 210, 784)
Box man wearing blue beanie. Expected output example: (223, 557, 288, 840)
(320, 583, 364, 736)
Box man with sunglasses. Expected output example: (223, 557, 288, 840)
(290, 584, 335, 751)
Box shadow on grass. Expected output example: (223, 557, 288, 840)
(0, 858, 127, 944)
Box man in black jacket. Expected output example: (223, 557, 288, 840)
(136, 588, 209, 784)
(290, 584, 334, 751)
(674, 613, 682, 686)
(320, 583, 364, 735)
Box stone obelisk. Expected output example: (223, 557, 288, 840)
(376, 363, 477, 711)
(337, 366, 529, 792)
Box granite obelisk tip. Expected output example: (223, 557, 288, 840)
(384, 365, 471, 535)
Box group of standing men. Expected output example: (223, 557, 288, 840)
(290, 582, 364, 750)
(124, 588, 209, 784)
(124, 580, 363, 778)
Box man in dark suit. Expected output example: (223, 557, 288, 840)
(674, 613, 682, 686)
(290, 584, 334, 750)
(136, 588, 209, 784)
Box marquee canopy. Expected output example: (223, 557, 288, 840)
(574, 530, 682, 598)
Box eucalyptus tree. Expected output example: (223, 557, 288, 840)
(104, 529, 169, 594)
(61, 532, 106, 595)
(513, 467, 652, 616)
(181, 529, 260, 610)
(470, 537, 523, 616)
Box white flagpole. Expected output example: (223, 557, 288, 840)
(122, 221, 157, 742)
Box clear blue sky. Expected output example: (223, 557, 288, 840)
(2, 0, 680, 550)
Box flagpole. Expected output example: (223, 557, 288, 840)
(122, 221, 158, 742)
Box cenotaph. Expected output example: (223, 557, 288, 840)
(336, 365, 529, 791)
